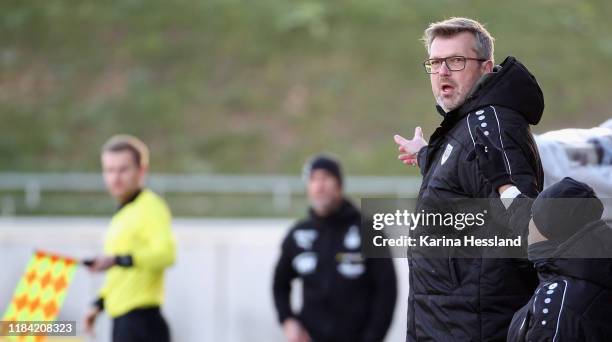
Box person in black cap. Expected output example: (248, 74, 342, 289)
(272, 154, 397, 342)
(470, 127, 612, 342)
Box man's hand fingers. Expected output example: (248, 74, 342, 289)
(394, 134, 410, 146)
(89, 256, 111, 272)
(91, 259, 104, 272)
(414, 126, 423, 139)
(84, 312, 97, 336)
(396, 132, 423, 167)
(398, 153, 416, 161)
(399, 154, 417, 165)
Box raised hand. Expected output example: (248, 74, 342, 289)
(395, 127, 427, 167)
(85, 255, 117, 272)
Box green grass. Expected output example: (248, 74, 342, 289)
(2, 0, 612, 176)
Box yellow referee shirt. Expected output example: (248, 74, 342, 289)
(99, 189, 176, 318)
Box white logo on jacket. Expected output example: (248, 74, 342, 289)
(343, 225, 361, 249)
(336, 252, 365, 278)
(293, 252, 317, 275)
(441, 143, 453, 165)
(293, 229, 318, 249)
(337, 262, 365, 278)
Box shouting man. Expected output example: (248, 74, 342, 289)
(394, 18, 544, 341)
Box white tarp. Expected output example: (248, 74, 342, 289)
(535, 118, 612, 219)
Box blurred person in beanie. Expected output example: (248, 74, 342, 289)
(83, 134, 176, 342)
(272, 154, 397, 342)
(470, 127, 612, 341)
(394, 17, 543, 341)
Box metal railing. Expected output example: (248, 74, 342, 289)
(0, 173, 421, 214)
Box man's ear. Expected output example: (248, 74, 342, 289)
(138, 165, 149, 183)
(483, 60, 494, 73)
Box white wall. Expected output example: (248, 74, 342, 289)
(0, 217, 408, 342)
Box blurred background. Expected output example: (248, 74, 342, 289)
(1, 0, 611, 341)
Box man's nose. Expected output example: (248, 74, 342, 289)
(438, 61, 451, 76)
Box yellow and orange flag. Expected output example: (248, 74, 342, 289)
(2, 250, 77, 342)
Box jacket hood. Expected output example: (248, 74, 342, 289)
(440, 56, 544, 125)
(529, 220, 612, 289)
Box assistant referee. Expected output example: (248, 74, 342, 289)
(84, 135, 176, 342)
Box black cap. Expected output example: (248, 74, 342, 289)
(303, 154, 343, 187)
(532, 177, 604, 241)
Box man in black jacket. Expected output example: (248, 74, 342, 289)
(272, 155, 397, 342)
(470, 129, 612, 341)
(507, 179, 612, 342)
(394, 17, 544, 341)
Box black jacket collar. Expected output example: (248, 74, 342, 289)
(529, 220, 612, 289)
(117, 188, 143, 211)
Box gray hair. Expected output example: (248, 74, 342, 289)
(422, 17, 495, 61)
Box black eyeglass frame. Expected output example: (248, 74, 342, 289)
(422, 56, 488, 74)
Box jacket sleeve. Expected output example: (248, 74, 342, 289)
(132, 204, 176, 270)
(506, 300, 531, 342)
(493, 109, 543, 197)
(525, 304, 585, 341)
(362, 258, 397, 342)
(417, 145, 429, 176)
(462, 107, 543, 197)
(492, 194, 533, 239)
(272, 231, 297, 324)
(522, 280, 586, 341)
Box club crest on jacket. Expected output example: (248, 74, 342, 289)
(292, 252, 317, 275)
(337, 262, 365, 278)
(293, 229, 318, 249)
(441, 143, 453, 165)
(344, 225, 361, 249)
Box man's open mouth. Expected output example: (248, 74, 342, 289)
(441, 84, 454, 94)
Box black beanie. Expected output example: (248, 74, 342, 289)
(303, 154, 343, 186)
(532, 177, 604, 241)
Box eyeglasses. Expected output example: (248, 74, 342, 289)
(422, 56, 487, 74)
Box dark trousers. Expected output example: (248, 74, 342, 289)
(112, 307, 170, 342)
